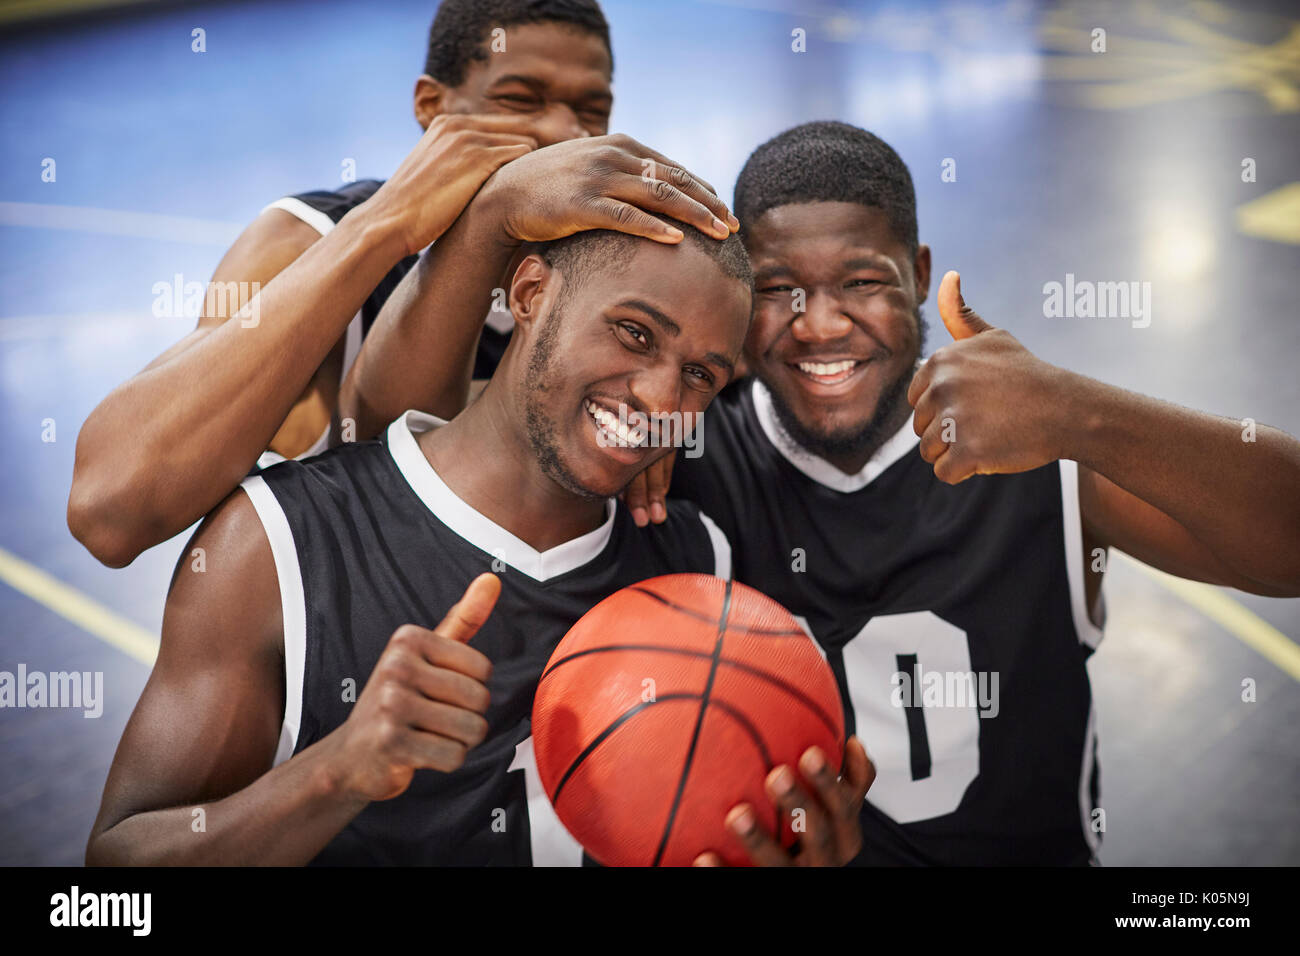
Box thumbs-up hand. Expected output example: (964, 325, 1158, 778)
(907, 272, 1069, 484)
(322, 573, 499, 802)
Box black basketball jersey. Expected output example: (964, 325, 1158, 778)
(671, 379, 1105, 866)
(240, 411, 730, 865)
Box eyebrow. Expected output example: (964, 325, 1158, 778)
(842, 255, 893, 271)
(619, 298, 680, 336)
(617, 298, 735, 377)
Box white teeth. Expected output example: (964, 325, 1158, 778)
(585, 400, 646, 448)
(797, 360, 857, 377)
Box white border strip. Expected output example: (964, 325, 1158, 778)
(1059, 459, 1104, 648)
(751, 379, 918, 493)
(240, 476, 307, 765)
(698, 511, 732, 580)
(1079, 700, 1101, 857)
(387, 411, 615, 581)
(262, 197, 336, 237)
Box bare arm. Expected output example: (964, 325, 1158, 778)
(69, 209, 408, 568)
(69, 114, 538, 568)
(909, 271, 1300, 595)
(341, 133, 741, 438)
(86, 491, 369, 865)
(341, 203, 520, 434)
(87, 491, 501, 866)
(1070, 391, 1300, 594)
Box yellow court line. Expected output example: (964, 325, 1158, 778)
(1115, 552, 1300, 683)
(0, 546, 158, 667)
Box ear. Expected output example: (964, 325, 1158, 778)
(507, 254, 560, 333)
(413, 75, 448, 130)
(913, 243, 932, 306)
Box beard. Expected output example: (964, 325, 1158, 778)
(762, 307, 927, 464)
(521, 301, 607, 501)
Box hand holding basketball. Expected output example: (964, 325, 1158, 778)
(322, 573, 499, 802)
(694, 737, 875, 867)
(907, 271, 1071, 484)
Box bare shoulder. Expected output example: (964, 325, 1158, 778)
(163, 485, 283, 664)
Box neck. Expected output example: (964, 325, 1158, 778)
(420, 384, 609, 553)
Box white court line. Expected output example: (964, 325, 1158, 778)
(0, 201, 243, 246)
(0, 312, 159, 342)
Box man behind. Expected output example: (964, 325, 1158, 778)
(68, 0, 738, 568)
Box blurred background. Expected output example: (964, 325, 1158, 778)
(1, 0, 1296, 865)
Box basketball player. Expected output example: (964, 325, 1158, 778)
(649, 122, 1300, 865)
(67, 0, 737, 568)
(86, 220, 873, 867)
(374, 121, 1300, 864)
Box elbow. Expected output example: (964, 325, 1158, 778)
(67, 469, 146, 570)
(85, 825, 121, 867)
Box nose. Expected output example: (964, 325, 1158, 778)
(533, 103, 590, 147)
(790, 289, 854, 344)
(626, 362, 682, 421)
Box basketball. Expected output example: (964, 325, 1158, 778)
(531, 573, 845, 866)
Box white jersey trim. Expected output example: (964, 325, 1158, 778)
(263, 196, 336, 237)
(484, 306, 515, 335)
(751, 379, 919, 493)
(1079, 699, 1101, 857)
(387, 410, 616, 582)
(698, 511, 732, 580)
(254, 196, 363, 470)
(1059, 459, 1105, 647)
(240, 475, 307, 766)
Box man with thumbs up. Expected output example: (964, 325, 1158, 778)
(652, 121, 1300, 865)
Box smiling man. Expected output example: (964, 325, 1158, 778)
(661, 121, 1300, 865)
(86, 218, 874, 867)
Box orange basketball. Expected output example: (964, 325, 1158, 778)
(532, 573, 845, 866)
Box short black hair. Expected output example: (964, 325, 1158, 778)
(424, 0, 613, 88)
(538, 220, 754, 303)
(733, 121, 917, 252)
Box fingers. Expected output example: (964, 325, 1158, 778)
(594, 138, 738, 240)
(388, 725, 471, 774)
(938, 271, 993, 341)
(906, 357, 934, 409)
(430, 111, 546, 139)
(692, 851, 725, 867)
(725, 804, 792, 867)
(582, 196, 688, 243)
(626, 172, 732, 239)
(917, 413, 950, 465)
(386, 619, 493, 686)
(407, 660, 492, 714)
(621, 471, 651, 527)
(932, 447, 973, 485)
(644, 451, 676, 524)
(396, 686, 490, 749)
(842, 736, 876, 804)
(799, 745, 864, 862)
(766, 765, 837, 866)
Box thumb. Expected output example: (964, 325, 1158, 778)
(938, 271, 993, 340)
(438, 573, 502, 644)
